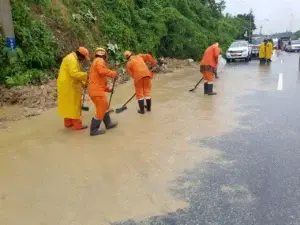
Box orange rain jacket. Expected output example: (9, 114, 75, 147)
(88, 57, 117, 97)
(126, 54, 156, 83)
(200, 44, 221, 70)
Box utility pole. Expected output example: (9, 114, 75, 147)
(0, 0, 16, 49)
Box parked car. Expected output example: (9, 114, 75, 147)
(225, 40, 252, 63)
(250, 37, 264, 57)
(280, 37, 291, 51)
(286, 40, 300, 52)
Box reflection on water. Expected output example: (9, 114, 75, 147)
(0, 59, 287, 225)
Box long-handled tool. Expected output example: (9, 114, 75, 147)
(106, 78, 117, 114)
(189, 78, 203, 92)
(214, 71, 219, 79)
(115, 93, 135, 114)
(81, 88, 89, 111)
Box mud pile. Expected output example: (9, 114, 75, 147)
(0, 58, 195, 124)
(0, 80, 56, 108)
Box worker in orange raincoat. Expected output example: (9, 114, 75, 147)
(200, 43, 222, 95)
(57, 47, 90, 130)
(124, 50, 156, 114)
(88, 47, 119, 136)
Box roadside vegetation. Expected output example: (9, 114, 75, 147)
(0, 0, 253, 87)
(293, 30, 300, 40)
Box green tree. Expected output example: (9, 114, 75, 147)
(0, 0, 254, 86)
(237, 9, 257, 41)
(294, 30, 300, 39)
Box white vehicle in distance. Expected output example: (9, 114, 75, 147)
(225, 40, 252, 63)
(250, 37, 264, 57)
(286, 40, 300, 52)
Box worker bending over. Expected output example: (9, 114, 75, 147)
(200, 43, 221, 95)
(88, 47, 118, 136)
(57, 47, 89, 130)
(124, 51, 156, 114)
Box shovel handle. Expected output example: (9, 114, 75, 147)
(108, 78, 117, 109)
(193, 78, 203, 89)
(82, 88, 87, 107)
(121, 93, 136, 108)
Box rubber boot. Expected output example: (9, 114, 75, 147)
(90, 118, 106, 136)
(103, 112, 118, 129)
(72, 119, 88, 130)
(204, 82, 208, 94)
(64, 118, 73, 128)
(145, 98, 151, 112)
(207, 83, 217, 95)
(137, 99, 145, 114)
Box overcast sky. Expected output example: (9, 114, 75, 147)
(224, 0, 300, 34)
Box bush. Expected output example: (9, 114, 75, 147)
(0, 0, 253, 86)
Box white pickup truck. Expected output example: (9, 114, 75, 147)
(225, 40, 252, 63)
(250, 37, 264, 57)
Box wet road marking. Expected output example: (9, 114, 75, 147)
(277, 73, 283, 91)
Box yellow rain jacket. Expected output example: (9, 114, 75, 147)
(265, 42, 273, 60)
(259, 42, 266, 59)
(57, 52, 88, 119)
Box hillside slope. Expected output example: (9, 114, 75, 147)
(0, 0, 249, 86)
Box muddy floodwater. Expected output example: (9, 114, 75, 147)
(0, 61, 274, 225)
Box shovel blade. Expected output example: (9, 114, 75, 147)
(115, 106, 128, 114)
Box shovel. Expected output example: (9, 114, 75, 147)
(81, 88, 89, 111)
(115, 93, 136, 114)
(106, 78, 117, 114)
(189, 78, 203, 92)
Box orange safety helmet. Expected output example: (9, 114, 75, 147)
(78, 47, 90, 60)
(124, 50, 132, 59)
(94, 47, 108, 57)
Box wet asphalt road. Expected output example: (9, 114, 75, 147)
(113, 52, 300, 225)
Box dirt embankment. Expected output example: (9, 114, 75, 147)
(0, 58, 196, 127)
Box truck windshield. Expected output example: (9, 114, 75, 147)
(252, 39, 264, 45)
(230, 42, 248, 47)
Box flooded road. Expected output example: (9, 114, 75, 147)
(1, 52, 300, 225)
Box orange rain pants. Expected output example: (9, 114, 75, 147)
(202, 71, 214, 82)
(64, 118, 84, 130)
(90, 96, 108, 120)
(135, 76, 152, 100)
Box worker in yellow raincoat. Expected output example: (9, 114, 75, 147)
(57, 47, 90, 130)
(265, 39, 273, 63)
(259, 40, 267, 64)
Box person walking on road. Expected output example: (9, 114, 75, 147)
(265, 39, 273, 63)
(123, 50, 156, 114)
(57, 47, 90, 130)
(200, 43, 221, 95)
(88, 47, 119, 136)
(259, 40, 267, 64)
